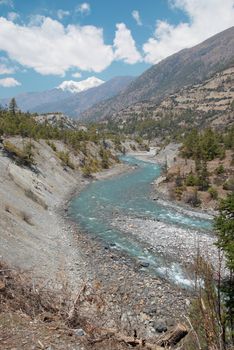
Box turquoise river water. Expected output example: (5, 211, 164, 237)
(69, 155, 213, 286)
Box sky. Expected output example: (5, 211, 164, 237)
(0, 0, 233, 97)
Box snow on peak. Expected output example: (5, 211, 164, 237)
(57, 76, 105, 93)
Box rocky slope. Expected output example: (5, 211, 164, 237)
(108, 66, 234, 131)
(0, 137, 118, 282)
(80, 26, 234, 122)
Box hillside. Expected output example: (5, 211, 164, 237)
(80, 26, 234, 122)
(105, 66, 234, 138)
(153, 128, 234, 212)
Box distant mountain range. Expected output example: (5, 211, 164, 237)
(80, 26, 234, 122)
(0, 76, 134, 118)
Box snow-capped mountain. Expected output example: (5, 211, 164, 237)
(57, 77, 105, 93)
(0, 76, 134, 118)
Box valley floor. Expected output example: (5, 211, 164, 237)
(0, 139, 220, 349)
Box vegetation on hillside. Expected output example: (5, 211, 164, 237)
(0, 101, 123, 173)
(163, 128, 234, 207)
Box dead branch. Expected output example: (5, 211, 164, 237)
(156, 323, 188, 347)
(67, 282, 87, 325)
(88, 323, 188, 349)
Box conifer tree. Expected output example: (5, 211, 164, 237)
(8, 98, 18, 116)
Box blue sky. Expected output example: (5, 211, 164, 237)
(0, 0, 233, 97)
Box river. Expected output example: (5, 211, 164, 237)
(69, 155, 214, 287)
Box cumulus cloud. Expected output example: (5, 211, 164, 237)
(114, 23, 142, 64)
(0, 57, 15, 74)
(0, 77, 20, 87)
(76, 2, 90, 15)
(57, 9, 70, 20)
(143, 0, 234, 64)
(132, 10, 142, 26)
(72, 72, 82, 78)
(0, 63, 15, 74)
(0, 16, 114, 75)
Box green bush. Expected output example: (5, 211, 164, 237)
(82, 165, 92, 177)
(3, 140, 35, 167)
(223, 178, 234, 191)
(215, 164, 225, 174)
(208, 186, 218, 200)
(56, 151, 75, 169)
(185, 172, 198, 186)
(46, 140, 57, 151)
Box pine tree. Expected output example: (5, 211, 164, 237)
(215, 193, 234, 342)
(8, 98, 18, 116)
(198, 160, 209, 191)
(215, 192, 234, 271)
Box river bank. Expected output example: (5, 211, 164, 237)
(56, 152, 193, 336)
(121, 149, 220, 270)
(0, 140, 215, 338)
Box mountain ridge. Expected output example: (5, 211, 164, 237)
(0, 76, 134, 118)
(80, 26, 234, 122)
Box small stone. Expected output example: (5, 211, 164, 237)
(140, 261, 150, 268)
(153, 319, 167, 333)
(74, 328, 85, 336)
(144, 304, 157, 316)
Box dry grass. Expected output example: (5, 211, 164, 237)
(0, 261, 165, 350)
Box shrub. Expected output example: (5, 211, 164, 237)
(82, 165, 92, 178)
(185, 172, 198, 186)
(223, 178, 234, 191)
(215, 164, 225, 175)
(208, 186, 218, 200)
(185, 189, 201, 207)
(99, 146, 110, 169)
(56, 151, 75, 169)
(3, 140, 35, 167)
(46, 140, 57, 151)
(174, 186, 183, 200)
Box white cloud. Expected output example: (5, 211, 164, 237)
(7, 11, 19, 21)
(114, 23, 142, 64)
(57, 9, 70, 20)
(132, 10, 142, 26)
(0, 16, 114, 75)
(0, 63, 15, 74)
(0, 77, 20, 87)
(143, 0, 234, 64)
(72, 72, 82, 78)
(76, 2, 90, 15)
(0, 0, 13, 7)
(0, 57, 15, 74)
